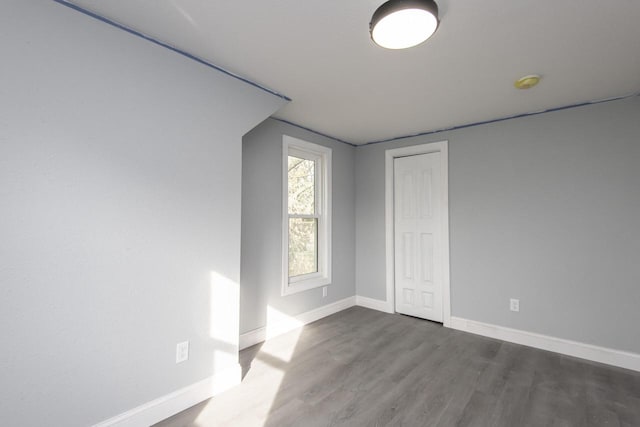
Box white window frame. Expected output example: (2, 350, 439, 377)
(282, 135, 332, 296)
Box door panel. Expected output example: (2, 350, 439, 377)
(394, 153, 443, 322)
(420, 232, 433, 283)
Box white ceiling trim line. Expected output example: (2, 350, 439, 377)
(51, 0, 291, 102)
(361, 91, 640, 146)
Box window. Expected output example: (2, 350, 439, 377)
(282, 135, 331, 295)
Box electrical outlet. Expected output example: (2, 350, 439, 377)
(510, 299, 520, 312)
(176, 341, 189, 364)
(322, 286, 328, 298)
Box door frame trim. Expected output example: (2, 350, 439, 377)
(385, 141, 451, 327)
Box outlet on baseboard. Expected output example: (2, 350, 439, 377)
(322, 286, 328, 298)
(510, 298, 520, 312)
(176, 341, 189, 364)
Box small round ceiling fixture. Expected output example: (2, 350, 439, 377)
(370, 0, 439, 50)
(514, 74, 541, 89)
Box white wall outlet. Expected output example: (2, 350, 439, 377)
(510, 298, 520, 312)
(176, 341, 189, 364)
(322, 286, 328, 298)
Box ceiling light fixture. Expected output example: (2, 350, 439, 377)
(370, 0, 439, 49)
(514, 74, 541, 89)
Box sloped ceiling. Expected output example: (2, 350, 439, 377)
(65, 0, 640, 144)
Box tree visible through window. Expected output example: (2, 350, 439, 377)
(288, 156, 318, 277)
(282, 136, 331, 295)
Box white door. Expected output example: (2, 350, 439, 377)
(394, 152, 443, 322)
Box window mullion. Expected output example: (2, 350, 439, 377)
(288, 213, 319, 219)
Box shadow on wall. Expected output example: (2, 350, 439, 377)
(150, 271, 243, 427)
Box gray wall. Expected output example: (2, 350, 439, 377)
(0, 1, 285, 426)
(356, 96, 640, 354)
(241, 119, 356, 334)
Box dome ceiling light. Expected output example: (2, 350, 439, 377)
(370, 0, 439, 50)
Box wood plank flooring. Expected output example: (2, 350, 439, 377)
(155, 307, 640, 427)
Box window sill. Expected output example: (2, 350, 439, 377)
(282, 275, 331, 296)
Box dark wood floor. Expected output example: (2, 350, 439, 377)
(155, 306, 640, 427)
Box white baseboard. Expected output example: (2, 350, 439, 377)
(355, 295, 394, 313)
(92, 364, 242, 427)
(239, 296, 356, 350)
(450, 317, 640, 372)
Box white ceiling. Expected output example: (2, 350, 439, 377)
(67, 0, 640, 145)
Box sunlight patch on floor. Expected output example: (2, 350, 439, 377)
(191, 304, 304, 427)
(264, 305, 304, 362)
